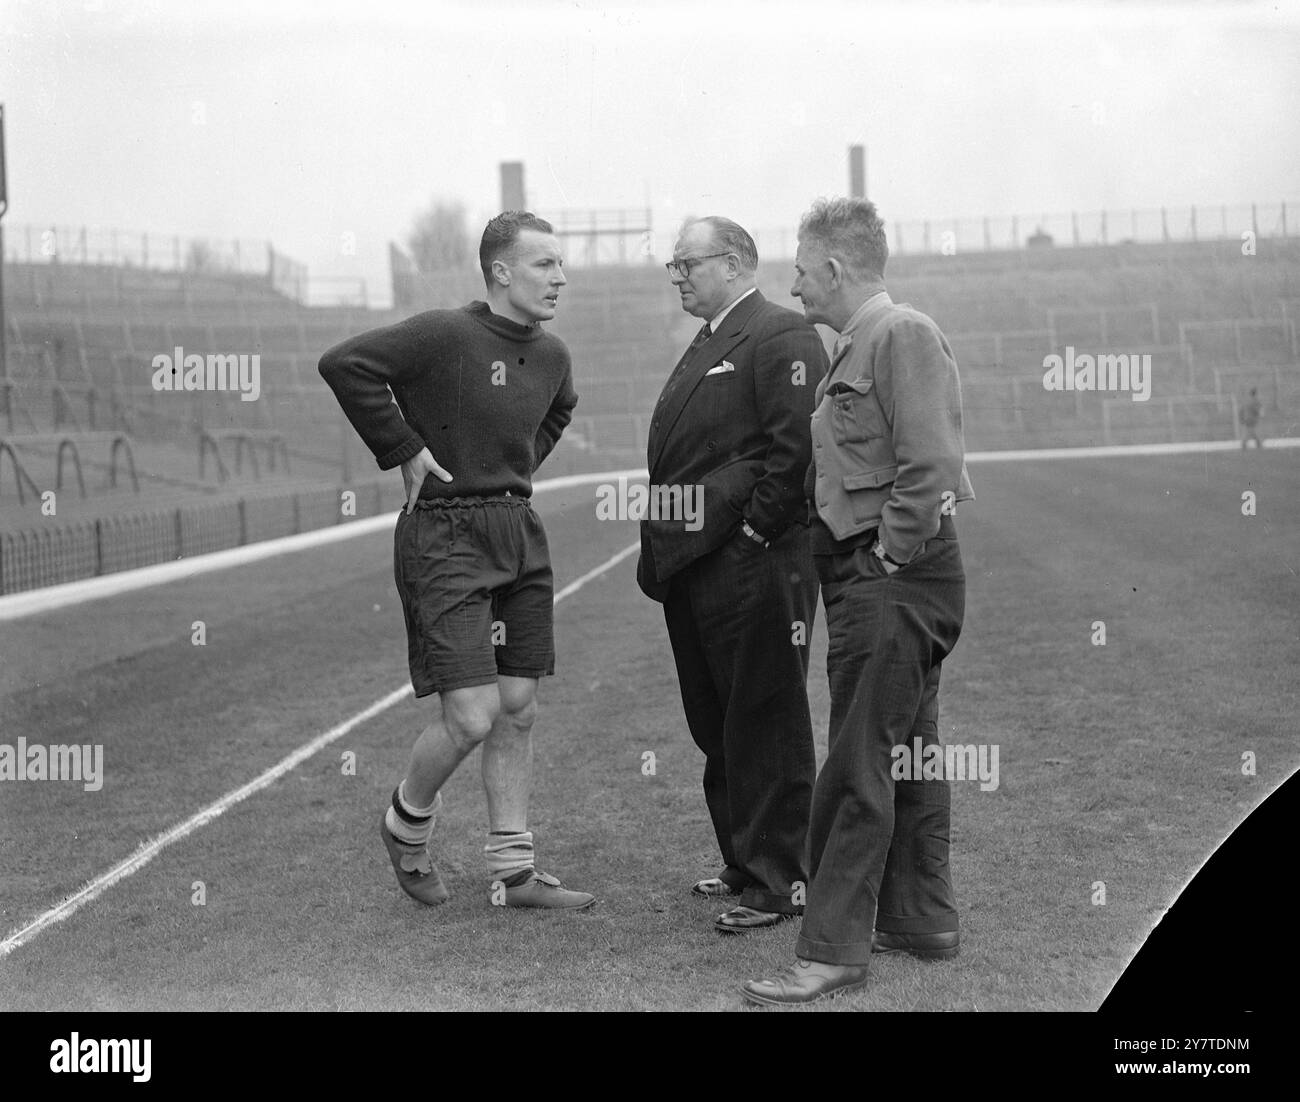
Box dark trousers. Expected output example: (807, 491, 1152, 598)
(663, 524, 818, 914)
(796, 531, 965, 965)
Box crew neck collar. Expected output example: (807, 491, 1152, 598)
(465, 300, 546, 342)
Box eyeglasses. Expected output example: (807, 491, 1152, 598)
(665, 252, 731, 279)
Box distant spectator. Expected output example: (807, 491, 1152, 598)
(1240, 387, 1264, 450)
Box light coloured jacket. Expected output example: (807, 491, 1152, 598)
(810, 290, 975, 561)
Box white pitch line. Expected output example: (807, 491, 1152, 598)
(4, 441, 1294, 621)
(0, 539, 642, 959)
(0, 684, 412, 960)
(553, 539, 640, 602)
(0, 512, 399, 622)
(966, 437, 1300, 462)
(0, 470, 650, 623)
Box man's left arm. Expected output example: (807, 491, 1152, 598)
(534, 356, 578, 467)
(876, 318, 966, 563)
(746, 318, 829, 539)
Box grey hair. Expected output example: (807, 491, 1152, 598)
(797, 197, 889, 278)
(682, 215, 759, 272)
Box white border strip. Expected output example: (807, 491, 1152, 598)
(0, 539, 642, 958)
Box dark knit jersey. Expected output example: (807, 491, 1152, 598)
(318, 301, 578, 500)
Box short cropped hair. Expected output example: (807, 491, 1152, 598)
(480, 211, 555, 285)
(685, 216, 759, 273)
(797, 197, 889, 279)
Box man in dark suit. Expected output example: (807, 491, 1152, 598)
(637, 216, 828, 932)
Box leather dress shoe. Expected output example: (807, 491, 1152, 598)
(692, 877, 742, 898)
(714, 905, 795, 933)
(741, 959, 870, 1006)
(871, 930, 959, 960)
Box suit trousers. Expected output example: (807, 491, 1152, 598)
(662, 523, 818, 914)
(796, 532, 965, 965)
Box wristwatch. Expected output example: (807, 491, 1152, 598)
(873, 541, 903, 570)
(741, 520, 770, 548)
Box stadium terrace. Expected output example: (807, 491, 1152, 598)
(150, 347, 261, 402)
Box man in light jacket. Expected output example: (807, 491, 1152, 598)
(743, 197, 975, 1006)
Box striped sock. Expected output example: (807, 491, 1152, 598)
(385, 783, 440, 847)
(485, 831, 534, 887)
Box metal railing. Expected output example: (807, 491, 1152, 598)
(735, 201, 1300, 261)
(0, 475, 405, 595)
(4, 224, 312, 303)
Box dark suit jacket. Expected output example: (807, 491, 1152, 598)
(637, 289, 829, 601)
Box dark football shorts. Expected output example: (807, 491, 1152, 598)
(393, 495, 555, 697)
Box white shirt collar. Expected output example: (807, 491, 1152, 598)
(709, 286, 757, 332)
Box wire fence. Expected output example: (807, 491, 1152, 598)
(738, 202, 1299, 263)
(4, 201, 1296, 311)
(491, 200, 1299, 266)
(3, 224, 313, 303)
(0, 476, 405, 594)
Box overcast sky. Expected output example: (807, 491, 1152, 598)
(2, 0, 1297, 304)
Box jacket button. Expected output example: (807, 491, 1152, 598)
(705, 441, 716, 451)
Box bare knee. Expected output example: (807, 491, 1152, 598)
(497, 677, 538, 733)
(440, 687, 499, 750)
(501, 697, 537, 734)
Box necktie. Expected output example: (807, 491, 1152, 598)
(678, 322, 713, 374)
(660, 323, 713, 402)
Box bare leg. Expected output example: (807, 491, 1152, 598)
(403, 683, 501, 807)
(475, 675, 591, 908)
(481, 675, 538, 833)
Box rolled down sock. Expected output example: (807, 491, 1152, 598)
(485, 831, 535, 887)
(385, 784, 441, 847)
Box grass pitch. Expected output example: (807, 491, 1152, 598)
(1, 449, 1296, 1010)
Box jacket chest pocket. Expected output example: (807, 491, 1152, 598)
(699, 368, 739, 422)
(827, 377, 883, 444)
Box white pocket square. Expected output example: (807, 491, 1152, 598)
(705, 361, 735, 376)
